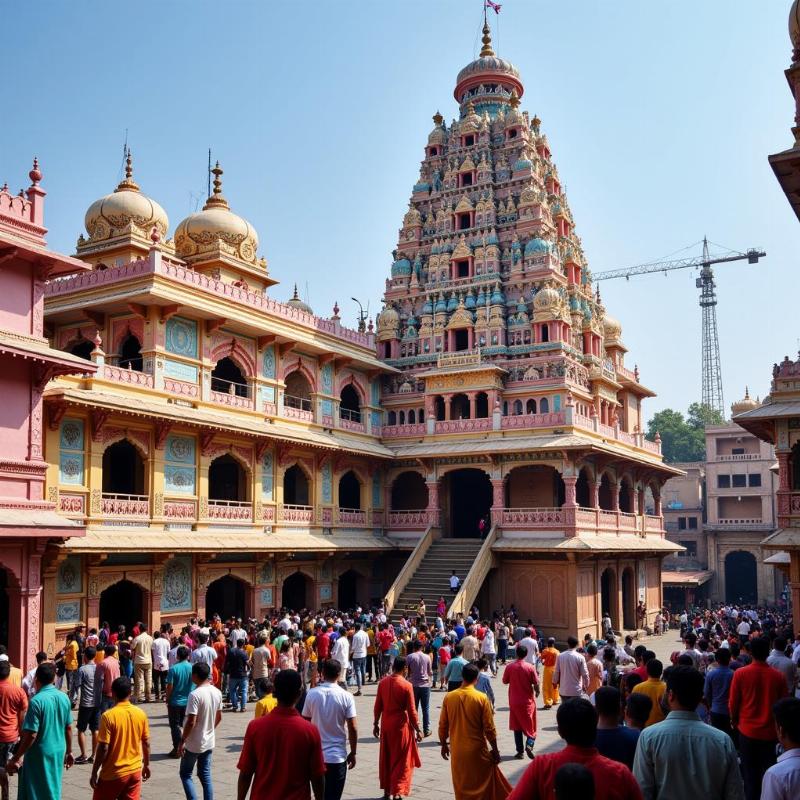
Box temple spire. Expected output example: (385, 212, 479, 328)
(480, 20, 495, 57)
(203, 161, 229, 210)
(115, 148, 140, 193)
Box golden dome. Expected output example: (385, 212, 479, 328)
(791, 0, 800, 48)
(533, 283, 560, 311)
(173, 163, 259, 265)
(602, 313, 623, 341)
(84, 152, 168, 242)
(377, 304, 401, 341)
(731, 387, 759, 416)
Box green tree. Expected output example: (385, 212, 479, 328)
(646, 403, 723, 463)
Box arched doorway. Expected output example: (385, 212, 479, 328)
(205, 575, 246, 622)
(576, 468, 591, 507)
(211, 356, 248, 397)
(282, 572, 309, 610)
(102, 440, 145, 496)
(600, 567, 618, 633)
(621, 567, 636, 630)
(337, 570, 364, 612)
(450, 394, 470, 420)
(391, 472, 428, 510)
(285, 370, 313, 412)
(99, 580, 145, 635)
(619, 479, 634, 513)
(444, 469, 491, 538)
(284, 465, 310, 505)
(338, 471, 361, 510)
(475, 392, 489, 418)
(0, 569, 9, 649)
(69, 338, 94, 361)
(598, 473, 615, 510)
(725, 551, 758, 605)
(340, 384, 361, 423)
(118, 334, 143, 371)
(208, 454, 246, 501)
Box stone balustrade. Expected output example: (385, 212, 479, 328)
(500, 507, 565, 527)
(501, 412, 565, 430)
(210, 390, 253, 410)
(387, 509, 432, 528)
(163, 377, 199, 398)
(382, 424, 426, 438)
(339, 418, 365, 433)
(101, 365, 154, 388)
(337, 508, 367, 525)
(207, 499, 252, 522)
(435, 417, 493, 434)
(101, 493, 149, 518)
(279, 504, 314, 523)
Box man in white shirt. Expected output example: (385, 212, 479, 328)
(761, 697, 800, 800)
(178, 662, 222, 800)
(481, 626, 497, 675)
(151, 631, 170, 701)
(449, 572, 460, 593)
(21, 652, 48, 697)
(737, 619, 751, 641)
(249, 632, 273, 699)
(460, 628, 479, 661)
(303, 659, 357, 800)
(330, 628, 350, 690)
(552, 635, 589, 700)
(131, 623, 154, 702)
(279, 613, 292, 633)
(519, 630, 539, 666)
(350, 624, 369, 697)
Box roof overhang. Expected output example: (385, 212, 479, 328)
(492, 534, 682, 554)
(661, 569, 713, 586)
(0, 233, 90, 277)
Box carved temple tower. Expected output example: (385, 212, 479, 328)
(379, 20, 682, 638)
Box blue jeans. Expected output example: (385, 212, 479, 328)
(352, 657, 366, 689)
(180, 749, 213, 800)
(228, 677, 247, 711)
(413, 686, 431, 733)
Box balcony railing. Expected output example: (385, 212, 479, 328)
(716, 517, 764, 525)
(387, 509, 432, 528)
(338, 508, 367, 525)
(284, 395, 314, 421)
(501, 412, 566, 430)
(715, 453, 760, 461)
(279, 504, 314, 523)
(435, 417, 492, 434)
(501, 507, 565, 527)
(101, 493, 149, 518)
(382, 423, 426, 438)
(210, 389, 254, 409)
(101, 364, 154, 388)
(340, 407, 361, 423)
(207, 499, 252, 522)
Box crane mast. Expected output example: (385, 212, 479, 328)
(592, 238, 766, 417)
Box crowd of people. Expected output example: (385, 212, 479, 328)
(0, 600, 796, 800)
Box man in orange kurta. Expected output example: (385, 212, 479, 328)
(503, 643, 540, 759)
(373, 656, 422, 800)
(439, 663, 511, 800)
(540, 638, 560, 709)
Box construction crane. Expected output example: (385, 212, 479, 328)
(592, 238, 766, 416)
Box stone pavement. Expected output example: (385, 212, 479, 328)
(48, 633, 680, 800)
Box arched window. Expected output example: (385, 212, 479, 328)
(118, 334, 143, 371)
(598, 473, 615, 511)
(285, 370, 312, 412)
(434, 396, 446, 422)
(540, 397, 549, 413)
(408, 409, 416, 424)
(211, 357, 248, 397)
(526, 398, 537, 415)
(503, 401, 509, 416)
(419, 409, 425, 423)
(540, 324, 549, 343)
(619, 479, 634, 513)
(475, 392, 489, 419)
(387, 410, 397, 426)
(451, 393, 470, 420)
(284, 464, 310, 505)
(102, 440, 145, 496)
(399, 410, 406, 425)
(70, 339, 94, 361)
(576, 468, 591, 507)
(338, 470, 361, 510)
(340, 384, 361, 422)
(209, 454, 247, 501)
(513, 399, 523, 416)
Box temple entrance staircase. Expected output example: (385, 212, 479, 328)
(388, 535, 484, 621)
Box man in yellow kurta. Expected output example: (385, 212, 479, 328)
(540, 638, 561, 709)
(439, 663, 511, 800)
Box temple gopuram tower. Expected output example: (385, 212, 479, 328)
(379, 19, 682, 638)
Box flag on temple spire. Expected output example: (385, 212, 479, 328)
(486, 1, 502, 14)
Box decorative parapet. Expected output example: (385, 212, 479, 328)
(0, 159, 46, 245)
(501, 411, 565, 430)
(387, 509, 431, 529)
(101, 364, 154, 388)
(100, 493, 149, 518)
(45, 252, 375, 351)
(207, 499, 252, 522)
(437, 348, 481, 368)
(382, 423, 426, 439)
(435, 417, 493, 434)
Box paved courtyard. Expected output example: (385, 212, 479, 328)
(47, 633, 680, 800)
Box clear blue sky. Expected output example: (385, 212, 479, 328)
(1, 1, 797, 419)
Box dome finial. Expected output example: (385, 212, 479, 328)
(203, 161, 229, 210)
(433, 110, 443, 126)
(292, 284, 300, 300)
(480, 20, 495, 57)
(116, 148, 140, 193)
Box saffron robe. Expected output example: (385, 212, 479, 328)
(439, 685, 512, 800)
(502, 658, 539, 738)
(374, 673, 421, 796)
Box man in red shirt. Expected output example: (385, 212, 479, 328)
(729, 636, 788, 800)
(376, 623, 395, 678)
(508, 697, 642, 800)
(315, 626, 331, 662)
(237, 669, 324, 800)
(96, 645, 121, 713)
(0, 660, 28, 800)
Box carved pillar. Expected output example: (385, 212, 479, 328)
(490, 478, 504, 526)
(612, 481, 620, 512)
(778, 452, 791, 491)
(653, 492, 662, 518)
(563, 475, 578, 508)
(468, 393, 476, 420)
(444, 394, 452, 421)
(591, 481, 601, 510)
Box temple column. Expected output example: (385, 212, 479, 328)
(426, 479, 440, 527)
(469, 393, 476, 419)
(563, 475, 578, 508)
(490, 478, 505, 527)
(591, 481, 601, 509)
(612, 481, 620, 512)
(444, 394, 452, 421)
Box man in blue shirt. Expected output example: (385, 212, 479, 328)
(444, 643, 468, 692)
(704, 647, 735, 739)
(594, 686, 640, 769)
(166, 645, 193, 757)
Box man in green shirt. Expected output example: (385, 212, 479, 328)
(6, 663, 73, 800)
(166, 646, 193, 758)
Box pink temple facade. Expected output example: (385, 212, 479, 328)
(0, 161, 95, 668)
